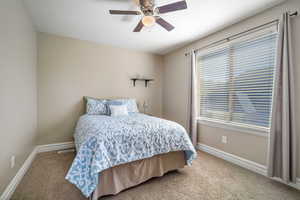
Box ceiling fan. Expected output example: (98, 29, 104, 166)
(109, 0, 187, 32)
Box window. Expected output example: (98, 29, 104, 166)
(197, 29, 278, 131)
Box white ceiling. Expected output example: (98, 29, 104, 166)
(23, 0, 285, 55)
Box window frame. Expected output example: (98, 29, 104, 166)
(196, 25, 278, 137)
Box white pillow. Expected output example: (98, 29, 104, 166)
(108, 99, 139, 113)
(109, 105, 129, 117)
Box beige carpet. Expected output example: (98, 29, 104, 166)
(12, 151, 300, 200)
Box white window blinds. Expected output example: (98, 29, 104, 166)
(198, 31, 278, 128)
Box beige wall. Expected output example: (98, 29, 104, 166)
(37, 33, 163, 145)
(0, 0, 37, 194)
(163, 0, 300, 176)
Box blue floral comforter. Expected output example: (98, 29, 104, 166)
(65, 113, 197, 197)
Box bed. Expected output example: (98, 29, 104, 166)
(65, 99, 197, 199)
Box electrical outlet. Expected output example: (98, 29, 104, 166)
(222, 136, 227, 144)
(10, 156, 15, 168)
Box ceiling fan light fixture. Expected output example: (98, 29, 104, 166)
(142, 16, 156, 27)
(133, 0, 140, 5)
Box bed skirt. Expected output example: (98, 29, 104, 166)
(92, 151, 186, 199)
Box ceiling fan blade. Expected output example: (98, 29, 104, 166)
(155, 17, 175, 31)
(157, 0, 187, 14)
(109, 10, 141, 15)
(133, 20, 144, 32)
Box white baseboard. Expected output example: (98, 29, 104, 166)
(197, 143, 300, 190)
(197, 143, 267, 176)
(36, 141, 75, 153)
(0, 148, 37, 200)
(0, 141, 75, 200)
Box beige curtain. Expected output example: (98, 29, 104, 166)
(267, 13, 297, 183)
(187, 51, 198, 146)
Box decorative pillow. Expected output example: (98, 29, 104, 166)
(86, 98, 108, 115)
(108, 99, 139, 113)
(109, 105, 129, 117)
(125, 99, 139, 113)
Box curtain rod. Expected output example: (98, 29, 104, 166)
(184, 11, 298, 56)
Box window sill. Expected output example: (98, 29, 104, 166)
(197, 118, 269, 137)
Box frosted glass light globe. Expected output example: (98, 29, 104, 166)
(142, 16, 155, 27)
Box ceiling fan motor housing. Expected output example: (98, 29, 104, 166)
(140, 0, 155, 16)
